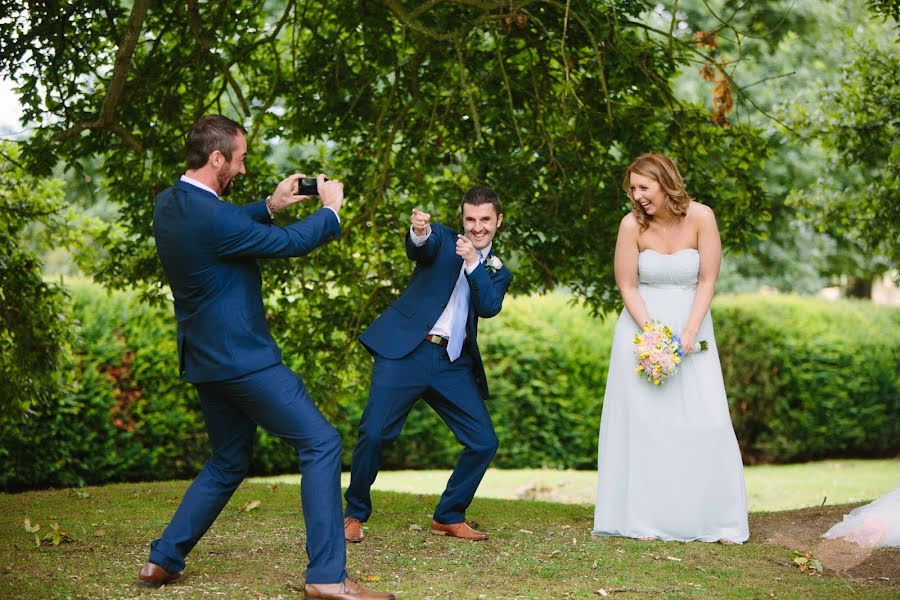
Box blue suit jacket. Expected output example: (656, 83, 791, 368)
(359, 223, 513, 398)
(153, 179, 341, 383)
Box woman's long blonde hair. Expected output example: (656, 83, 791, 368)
(623, 153, 693, 231)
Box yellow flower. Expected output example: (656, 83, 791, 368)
(634, 365, 644, 373)
(643, 322, 653, 332)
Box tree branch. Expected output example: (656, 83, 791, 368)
(494, 41, 525, 148)
(51, 0, 150, 151)
(101, 0, 150, 123)
(381, 0, 457, 41)
(455, 40, 482, 143)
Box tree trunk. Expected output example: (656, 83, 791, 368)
(845, 276, 873, 299)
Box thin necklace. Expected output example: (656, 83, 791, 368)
(654, 215, 680, 232)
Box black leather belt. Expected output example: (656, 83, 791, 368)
(424, 334, 449, 347)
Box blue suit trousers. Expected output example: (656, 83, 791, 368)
(148, 363, 347, 584)
(344, 342, 498, 525)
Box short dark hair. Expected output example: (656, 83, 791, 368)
(460, 185, 501, 215)
(185, 115, 247, 169)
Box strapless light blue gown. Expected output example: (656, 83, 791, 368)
(592, 249, 749, 543)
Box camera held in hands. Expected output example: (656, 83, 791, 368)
(297, 176, 327, 196)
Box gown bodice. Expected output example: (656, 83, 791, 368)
(638, 249, 699, 288)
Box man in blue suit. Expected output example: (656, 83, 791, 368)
(344, 186, 513, 542)
(140, 115, 393, 600)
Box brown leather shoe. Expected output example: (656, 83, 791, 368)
(304, 577, 395, 599)
(344, 516, 365, 543)
(430, 520, 488, 541)
(137, 561, 183, 588)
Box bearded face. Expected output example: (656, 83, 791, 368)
(215, 134, 248, 196)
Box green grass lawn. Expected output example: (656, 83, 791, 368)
(255, 459, 900, 512)
(2, 460, 898, 599)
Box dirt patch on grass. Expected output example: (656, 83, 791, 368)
(752, 503, 899, 585)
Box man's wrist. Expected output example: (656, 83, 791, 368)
(409, 224, 431, 246)
(265, 195, 278, 218)
(323, 205, 340, 223)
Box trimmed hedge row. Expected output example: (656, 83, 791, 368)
(1, 284, 897, 490)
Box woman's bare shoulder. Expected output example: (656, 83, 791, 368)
(686, 201, 716, 223)
(620, 211, 640, 230)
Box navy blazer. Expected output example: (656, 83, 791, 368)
(359, 223, 513, 398)
(153, 179, 340, 383)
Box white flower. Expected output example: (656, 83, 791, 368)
(485, 255, 503, 271)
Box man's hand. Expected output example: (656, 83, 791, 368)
(411, 208, 431, 236)
(270, 173, 309, 212)
(456, 234, 479, 267)
(318, 173, 344, 213)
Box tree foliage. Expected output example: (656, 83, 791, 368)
(0, 1, 773, 411)
(786, 42, 899, 275)
(0, 142, 70, 417)
(671, 0, 898, 293)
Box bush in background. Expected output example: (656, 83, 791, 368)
(1, 284, 896, 491)
(714, 295, 900, 462)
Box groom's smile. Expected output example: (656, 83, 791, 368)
(462, 202, 503, 251)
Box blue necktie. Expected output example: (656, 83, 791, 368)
(446, 269, 469, 361)
(446, 255, 479, 361)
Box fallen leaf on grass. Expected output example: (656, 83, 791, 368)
(24, 518, 40, 533)
(362, 575, 380, 582)
(518, 529, 534, 534)
(666, 556, 682, 562)
(40, 524, 74, 547)
(408, 524, 423, 531)
(791, 551, 823, 575)
(595, 589, 609, 597)
(244, 500, 261, 512)
(94, 529, 106, 537)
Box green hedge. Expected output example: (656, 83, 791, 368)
(714, 295, 900, 462)
(1, 284, 897, 490)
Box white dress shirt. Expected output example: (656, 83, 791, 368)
(410, 225, 489, 339)
(180, 174, 218, 196)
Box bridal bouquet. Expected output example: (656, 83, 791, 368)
(633, 322, 708, 386)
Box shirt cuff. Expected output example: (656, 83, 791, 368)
(465, 260, 480, 274)
(409, 225, 431, 246)
(324, 206, 340, 224)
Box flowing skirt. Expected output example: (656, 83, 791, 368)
(592, 285, 749, 543)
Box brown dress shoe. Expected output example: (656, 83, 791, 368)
(344, 516, 365, 543)
(304, 577, 395, 599)
(137, 561, 183, 588)
(430, 520, 488, 541)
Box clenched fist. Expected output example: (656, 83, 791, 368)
(411, 208, 431, 236)
(456, 234, 479, 267)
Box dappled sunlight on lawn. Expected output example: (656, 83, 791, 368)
(251, 458, 899, 513)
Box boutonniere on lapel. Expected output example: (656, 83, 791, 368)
(484, 255, 503, 273)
